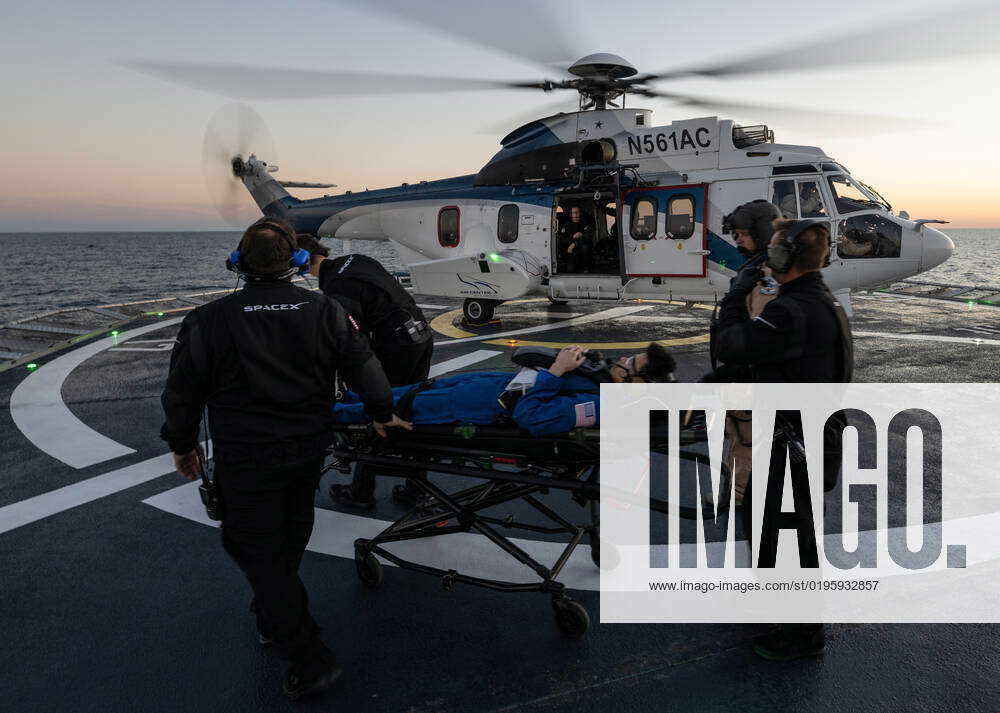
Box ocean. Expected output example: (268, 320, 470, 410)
(0, 229, 996, 326)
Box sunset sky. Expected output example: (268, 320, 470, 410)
(2, 0, 998, 231)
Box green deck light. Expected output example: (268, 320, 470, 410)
(157, 312, 165, 317)
(488, 252, 502, 263)
(26, 363, 38, 370)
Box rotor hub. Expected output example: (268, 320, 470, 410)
(567, 53, 637, 80)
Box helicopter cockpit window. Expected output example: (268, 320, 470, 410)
(497, 204, 519, 244)
(666, 196, 695, 239)
(772, 180, 798, 218)
(837, 215, 902, 259)
(630, 197, 657, 240)
(438, 206, 460, 247)
(827, 175, 881, 215)
(798, 181, 827, 218)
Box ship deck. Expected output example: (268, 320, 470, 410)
(2, 289, 998, 712)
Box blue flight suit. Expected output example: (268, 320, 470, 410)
(335, 369, 601, 436)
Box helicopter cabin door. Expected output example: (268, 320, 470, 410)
(621, 184, 708, 277)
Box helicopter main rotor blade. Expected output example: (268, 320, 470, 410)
(122, 60, 564, 99)
(637, 1, 1000, 82)
(333, 0, 581, 70)
(635, 89, 932, 135)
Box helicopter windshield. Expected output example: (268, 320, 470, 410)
(827, 174, 886, 215)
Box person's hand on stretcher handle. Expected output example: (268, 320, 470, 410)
(373, 414, 412, 438)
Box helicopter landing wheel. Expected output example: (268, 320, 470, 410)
(463, 298, 496, 325)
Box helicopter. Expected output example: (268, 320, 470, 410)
(127, 1, 997, 323)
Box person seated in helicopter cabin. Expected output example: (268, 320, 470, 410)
(558, 205, 595, 273)
(334, 344, 677, 436)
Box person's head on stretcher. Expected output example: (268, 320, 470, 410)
(547, 343, 677, 383)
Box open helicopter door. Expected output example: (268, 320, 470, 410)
(621, 184, 708, 277)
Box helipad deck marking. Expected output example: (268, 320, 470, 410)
(428, 350, 503, 376)
(431, 299, 715, 349)
(0, 451, 177, 535)
(10, 318, 184, 469)
(854, 331, 1000, 347)
(490, 335, 712, 349)
(143, 482, 1000, 588)
(142, 481, 602, 591)
(434, 306, 653, 347)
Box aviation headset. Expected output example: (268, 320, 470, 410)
(226, 218, 311, 280)
(766, 219, 831, 273)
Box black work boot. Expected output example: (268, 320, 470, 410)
(329, 483, 375, 511)
(283, 652, 342, 702)
(391, 482, 425, 508)
(753, 624, 826, 661)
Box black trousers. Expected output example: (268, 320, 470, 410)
(217, 456, 329, 668)
(377, 337, 433, 387)
(742, 479, 824, 636)
(351, 336, 433, 499)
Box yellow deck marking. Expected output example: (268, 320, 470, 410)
(431, 298, 712, 350)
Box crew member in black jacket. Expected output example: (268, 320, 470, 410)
(704, 200, 782, 382)
(161, 218, 407, 701)
(713, 217, 853, 662)
(298, 235, 433, 509)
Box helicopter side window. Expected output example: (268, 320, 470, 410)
(837, 215, 902, 259)
(630, 197, 657, 240)
(438, 206, 460, 247)
(666, 196, 695, 239)
(828, 175, 879, 215)
(772, 180, 798, 218)
(497, 204, 519, 244)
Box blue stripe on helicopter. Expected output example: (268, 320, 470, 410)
(706, 231, 744, 272)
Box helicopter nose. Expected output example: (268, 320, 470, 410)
(921, 227, 955, 271)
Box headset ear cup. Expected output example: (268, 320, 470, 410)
(291, 248, 310, 268)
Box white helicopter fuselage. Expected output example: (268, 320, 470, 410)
(240, 108, 954, 312)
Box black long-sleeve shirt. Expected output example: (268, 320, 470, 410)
(714, 271, 852, 384)
(160, 280, 393, 471)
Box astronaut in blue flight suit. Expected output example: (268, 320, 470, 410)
(335, 344, 677, 436)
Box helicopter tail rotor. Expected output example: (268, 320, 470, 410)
(201, 104, 278, 227)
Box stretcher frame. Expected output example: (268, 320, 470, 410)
(325, 423, 716, 639)
(326, 423, 604, 638)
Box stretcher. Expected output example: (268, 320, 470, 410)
(326, 423, 601, 637)
(324, 422, 720, 639)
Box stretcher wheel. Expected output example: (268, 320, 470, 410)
(552, 598, 590, 639)
(356, 551, 384, 589)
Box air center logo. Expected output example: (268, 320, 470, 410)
(243, 302, 308, 312)
(599, 383, 1000, 624)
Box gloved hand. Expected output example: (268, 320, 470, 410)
(728, 266, 763, 296)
